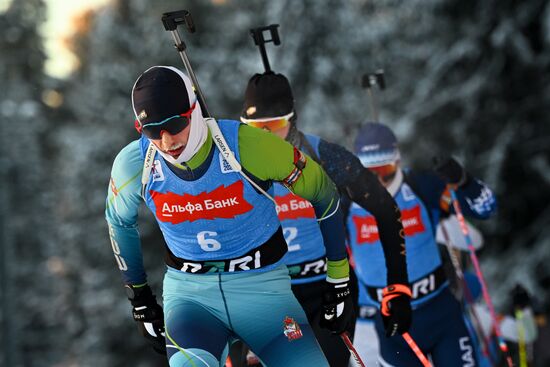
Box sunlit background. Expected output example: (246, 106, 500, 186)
(1, 0, 549, 366)
(42, 0, 111, 78)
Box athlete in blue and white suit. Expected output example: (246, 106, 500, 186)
(347, 122, 497, 367)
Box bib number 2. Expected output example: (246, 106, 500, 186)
(283, 227, 301, 252)
(197, 231, 222, 251)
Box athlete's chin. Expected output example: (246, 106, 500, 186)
(165, 146, 185, 158)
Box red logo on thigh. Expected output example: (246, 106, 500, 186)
(283, 316, 303, 341)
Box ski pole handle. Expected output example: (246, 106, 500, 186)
(340, 332, 367, 367)
(402, 332, 432, 367)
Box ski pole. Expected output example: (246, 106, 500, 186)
(402, 332, 432, 367)
(361, 70, 385, 122)
(439, 223, 464, 280)
(448, 188, 514, 367)
(161, 10, 211, 118)
(440, 224, 494, 362)
(340, 332, 367, 367)
(249, 24, 281, 73)
(515, 309, 528, 367)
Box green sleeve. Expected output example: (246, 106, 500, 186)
(238, 124, 337, 215)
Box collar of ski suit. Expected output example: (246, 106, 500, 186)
(387, 168, 404, 197)
(285, 122, 300, 146)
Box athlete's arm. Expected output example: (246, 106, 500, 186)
(450, 175, 497, 219)
(317, 139, 408, 285)
(105, 140, 148, 285)
(409, 170, 497, 220)
(238, 124, 348, 280)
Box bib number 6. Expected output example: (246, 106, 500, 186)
(197, 231, 222, 252)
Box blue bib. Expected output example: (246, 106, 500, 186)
(348, 182, 444, 307)
(140, 120, 280, 262)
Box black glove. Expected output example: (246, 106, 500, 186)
(125, 284, 166, 355)
(433, 156, 467, 186)
(380, 284, 412, 337)
(320, 279, 355, 334)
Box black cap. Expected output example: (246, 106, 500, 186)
(132, 66, 195, 125)
(241, 72, 294, 120)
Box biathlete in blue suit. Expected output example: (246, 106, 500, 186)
(239, 72, 413, 366)
(347, 122, 498, 367)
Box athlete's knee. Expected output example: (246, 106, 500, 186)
(168, 348, 220, 367)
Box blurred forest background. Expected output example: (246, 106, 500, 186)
(0, 0, 549, 366)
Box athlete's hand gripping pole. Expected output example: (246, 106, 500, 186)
(125, 284, 166, 355)
(320, 276, 355, 334)
(380, 286, 430, 365)
(449, 188, 514, 367)
(161, 10, 211, 118)
(340, 332, 367, 367)
(249, 24, 281, 73)
(380, 284, 412, 337)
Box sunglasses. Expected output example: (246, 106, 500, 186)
(241, 111, 294, 132)
(135, 101, 196, 139)
(369, 163, 398, 183)
(246, 117, 289, 131)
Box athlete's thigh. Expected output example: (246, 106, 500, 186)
(226, 268, 329, 366)
(165, 301, 231, 367)
(374, 314, 424, 367)
(426, 289, 478, 367)
(430, 313, 478, 367)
